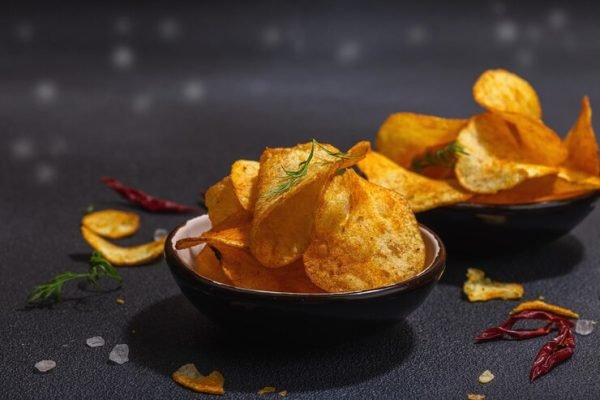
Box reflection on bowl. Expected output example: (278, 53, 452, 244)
(165, 215, 446, 329)
(418, 191, 600, 251)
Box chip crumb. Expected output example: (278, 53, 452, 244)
(116, 298, 125, 305)
(257, 386, 276, 395)
(278, 390, 288, 397)
(510, 300, 579, 319)
(172, 363, 225, 395)
(468, 394, 486, 400)
(478, 370, 495, 384)
(463, 268, 524, 302)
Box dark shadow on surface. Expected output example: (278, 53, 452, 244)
(440, 234, 584, 287)
(68, 252, 91, 263)
(127, 295, 415, 393)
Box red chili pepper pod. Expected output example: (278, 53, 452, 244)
(530, 323, 575, 382)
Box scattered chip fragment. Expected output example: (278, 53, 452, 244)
(463, 268, 524, 302)
(82, 209, 140, 239)
(172, 363, 225, 395)
(510, 300, 579, 319)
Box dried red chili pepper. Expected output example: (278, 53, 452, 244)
(530, 322, 575, 382)
(101, 176, 198, 213)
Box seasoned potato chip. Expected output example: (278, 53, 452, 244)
(557, 168, 600, 188)
(469, 175, 596, 205)
(510, 300, 579, 319)
(81, 226, 165, 266)
(376, 112, 466, 168)
(563, 96, 600, 176)
(193, 246, 231, 284)
(172, 363, 225, 395)
(81, 209, 140, 239)
(251, 141, 370, 268)
(304, 169, 425, 293)
(357, 151, 471, 212)
(230, 160, 260, 211)
(205, 176, 249, 226)
(463, 268, 524, 302)
(473, 69, 542, 119)
(201, 224, 250, 250)
(495, 111, 567, 166)
(455, 113, 557, 194)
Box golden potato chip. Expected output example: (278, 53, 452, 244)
(473, 69, 542, 119)
(193, 246, 231, 284)
(81, 209, 140, 239)
(510, 300, 579, 319)
(455, 113, 557, 194)
(463, 268, 524, 302)
(357, 151, 471, 212)
(495, 111, 567, 166)
(81, 226, 165, 266)
(205, 176, 249, 226)
(230, 160, 260, 211)
(557, 167, 600, 188)
(201, 224, 250, 250)
(303, 169, 425, 293)
(563, 96, 600, 176)
(250, 141, 370, 268)
(469, 175, 596, 205)
(376, 112, 466, 168)
(172, 363, 225, 395)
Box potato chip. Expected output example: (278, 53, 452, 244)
(250, 141, 369, 268)
(201, 223, 250, 250)
(172, 363, 225, 395)
(510, 300, 579, 319)
(376, 112, 466, 168)
(495, 111, 567, 166)
(557, 167, 600, 188)
(357, 151, 471, 212)
(230, 160, 260, 211)
(303, 169, 425, 293)
(563, 96, 600, 176)
(455, 113, 557, 194)
(469, 175, 596, 205)
(205, 176, 249, 226)
(463, 268, 524, 302)
(81, 209, 140, 239)
(193, 246, 231, 284)
(80, 226, 166, 266)
(473, 69, 542, 119)
(257, 387, 276, 395)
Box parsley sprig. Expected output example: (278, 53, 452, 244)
(26, 252, 122, 306)
(411, 141, 468, 172)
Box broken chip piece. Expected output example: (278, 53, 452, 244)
(463, 268, 524, 302)
(81, 209, 140, 239)
(510, 300, 579, 319)
(478, 370, 495, 384)
(172, 363, 225, 395)
(81, 226, 166, 266)
(257, 387, 276, 395)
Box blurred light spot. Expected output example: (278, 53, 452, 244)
(491, 1, 506, 16)
(336, 41, 360, 64)
(406, 25, 429, 46)
(15, 22, 34, 42)
(49, 137, 68, 156)
(495, 20, 518, 44)
(34, 81, 58, 103)
(35, 163, 57, 184)
(115, 17, 132, 35)
(182, 81, 206, 102)
(547, 9, 567, 30)
(112, 45, 134, 70)
(132, 93, 152, 114)
(261, 26, 282, 47)
(11, 137, 35, 160)
(158, 18, 181, 42)
(525, 24, 543, 43)
(516, 48, 534, 68)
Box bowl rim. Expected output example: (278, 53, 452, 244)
(449, 190, 600, 211)
(165, 215, 446, 300)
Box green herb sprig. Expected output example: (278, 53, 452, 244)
(26, 251, 122, 306)
(261, 139, 355, 199)
(411, 141, 468, 172)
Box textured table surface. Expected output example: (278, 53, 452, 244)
(2, 1, 600, 399)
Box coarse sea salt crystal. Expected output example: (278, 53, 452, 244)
(575, 319, 596, 336)
(86, 336, 105, 348)
(154, 228, 168, 241)
(109, 344, 129, 365)
(34, 360, 56, 373)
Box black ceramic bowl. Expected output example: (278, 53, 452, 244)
(418, 191, 600, 252)
(166, 215, 445, 330)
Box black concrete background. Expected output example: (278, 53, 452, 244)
(2, 1, 600, 399)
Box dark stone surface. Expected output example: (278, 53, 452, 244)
(2, 1, 600, 398)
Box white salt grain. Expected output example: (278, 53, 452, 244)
(34, 360, 56, 373)
(109, 344, 129, 365)
(86, 336, 105, 348)
(575, 319, 596, 336)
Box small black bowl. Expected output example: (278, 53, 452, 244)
(165, 215, 445, 331)
(417, 191, 600, 252)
